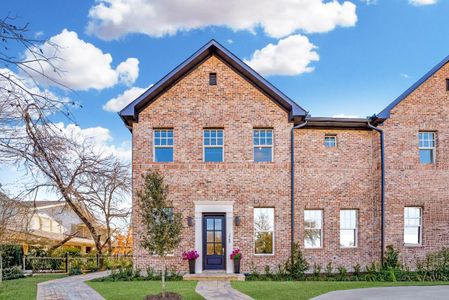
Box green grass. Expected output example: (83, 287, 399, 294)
(0, 274, 65, 300)
(232, 281, 449, 300)
(88, 280, 204, 300)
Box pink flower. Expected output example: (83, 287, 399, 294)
(230, 248, 242, 261)
(182, 250, 199, 261)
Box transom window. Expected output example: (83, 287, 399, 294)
(253, 129, 273, 162)
(324, 135, 337, 148)
(404, 207, 422, 245)
(154, 129, 174, 162)
(340, 210, 357, 247)
(304, 210, 323, 248)
(203, 129, 224, 162)
(254, 208, 274, 254)
(419, 132, 435, 164)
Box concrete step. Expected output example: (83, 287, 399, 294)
(183, 272, 245, 281)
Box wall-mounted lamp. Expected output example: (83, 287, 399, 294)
(234, 216, 241, 226)
(187, 216, 194, 227)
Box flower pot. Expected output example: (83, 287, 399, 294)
(234, 259, 240, 274)
(188, 260, 195, 274)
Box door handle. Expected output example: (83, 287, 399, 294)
(222, 247, 225, 255)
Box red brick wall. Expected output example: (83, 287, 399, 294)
(294, 129, 381, 271)
(382, 63, 449, 267)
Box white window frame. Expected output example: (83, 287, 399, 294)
(203, 129, 224, 162)
(404, 207, 422, 246)
(324, 135, 337, 148)
(254, 207, 275, 256)
(153, 129, 174, 163)
(340, 209, 358, 248)
(304, 210, 323, 249)
(253, 129, 274, 162)
(418, 132, 436, 164)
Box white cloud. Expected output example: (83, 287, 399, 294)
(360, 0, 378, 5)
(409, 0, 437, 5)
(87, 0, 357, 40)
(23, 29, 139, 91)
(244, 35, 319, 76)
(103, 85, 151, 112)
(400, 73, 410, 78)
(332, 114, 360, 118)
(227, 39, 234, 44)
(58, 123, 131, 161)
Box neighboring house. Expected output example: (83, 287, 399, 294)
(120, 40, 449, 274)
(3, 200, 103, 254)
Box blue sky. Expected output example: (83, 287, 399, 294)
(1, 0, 449, 197)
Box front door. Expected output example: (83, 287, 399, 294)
(203, 214, 226, 270)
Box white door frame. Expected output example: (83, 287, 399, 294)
(194, 201, 234, 273)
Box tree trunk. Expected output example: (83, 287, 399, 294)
(106, 221, 112, 254)
(161, 260, 166, 297)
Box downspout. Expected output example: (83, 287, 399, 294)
(291, 120, 307, 264)
(367, 122, 385, 264)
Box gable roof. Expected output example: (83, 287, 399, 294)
(374, 55, 449, 123)
(119, 39, 308, 129)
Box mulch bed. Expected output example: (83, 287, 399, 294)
(144, 292, 182, 300)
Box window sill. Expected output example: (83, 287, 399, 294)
(304, 247, 323, 250)
(254, 253, 275, 256)
(404, 244, 422, 248)
(340, 246, 357, 249)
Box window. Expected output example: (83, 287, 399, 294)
(254, 208, 274, 254)
(253, 129, 273, 162)
(209, 72, 217, 85)
(324, 135, 337, 148)
(304, 210, 323, 248)
(340, 210, 357, 247)
(419, 132, 435, 164)
(203, 129, 224, 162)
(446, 79, 449, 91)
(404, 207, 422, 245)
(154, 129, 174, 162)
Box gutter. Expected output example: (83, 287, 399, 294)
(368, 122, 385, 264)
(290, 121, 307, 264)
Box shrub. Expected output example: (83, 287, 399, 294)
(325, 262, 333, 278)
(383, 245, 400, 270)
(2, 266, 24, 280)
(284, 242, 309, 280)
(337, 266, 348, 281)
(0, 244, 23, 268)
(312, 263, 322, 280)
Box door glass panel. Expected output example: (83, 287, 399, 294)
(215, 232, 222, 243)
(207, 243, 214, 255)
(215, 243, 223, 255)
(207, 231, 214, 243)
(215, 218, 222, 230)
(207, 219, 214, 230)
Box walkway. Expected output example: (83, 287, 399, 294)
(196, 281, 254, 300)
(312, 285, 449, 300)
(37, 271, 110, 300)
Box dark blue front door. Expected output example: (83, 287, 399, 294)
(203, 214, 226, 270)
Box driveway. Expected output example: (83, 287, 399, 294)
(312, 285, 449, 300)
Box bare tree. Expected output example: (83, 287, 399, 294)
(0, 16, 119, 256)
(82, 160, 131, 254)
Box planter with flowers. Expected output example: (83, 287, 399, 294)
(182, 250, 199, 274)
(230, 248, 242, 274)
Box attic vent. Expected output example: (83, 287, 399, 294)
(209, 72, 217, 85)
(446, 79, 449, 91)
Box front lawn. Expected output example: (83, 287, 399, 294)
(0, 274, 65, 300)
(232, 281, 449, 300)
(88, 280, 204, 300)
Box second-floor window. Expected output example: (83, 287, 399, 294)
(324, 135, 337, 148)
(203, 129, 224, 162)
(154, 129, 173, 162)
(253, 129, 273, 162)
(419, 132, 435, 164)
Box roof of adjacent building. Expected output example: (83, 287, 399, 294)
(304, 117, 371, 130)
(119, 39, 308, 129)
(374, 54, 449, 123)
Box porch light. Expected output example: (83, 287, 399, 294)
(235, 216, 241, 226)
(187, 216, 194, 227)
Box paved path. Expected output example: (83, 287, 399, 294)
(312, 285, 449, 300)
(37, 271, 110, 300)
(196, 281, 254, 300)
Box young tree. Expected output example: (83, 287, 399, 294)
(138, 171, 182, 296)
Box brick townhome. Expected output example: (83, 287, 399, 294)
(120, 40, 449, 274)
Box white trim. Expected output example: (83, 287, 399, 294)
(339, 209, 358, 248)
(418, 131, 436, 164)
(253, 129, 274, 162)
(253, 207, 275, 255)
(194, 201, 233, 274)
(153, 129, 174, 163)
(304, 209, 323, 249)
(404, 206, 422, 246)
